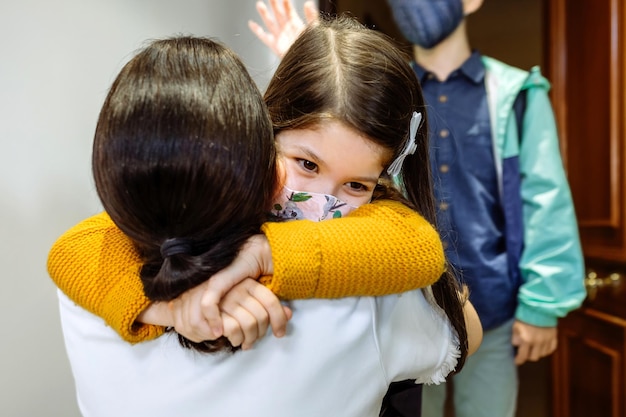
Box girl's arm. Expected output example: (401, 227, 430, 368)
(47, 200, 445, 343)
(47, 212, 163, 343)
(262, 200, 445, 298)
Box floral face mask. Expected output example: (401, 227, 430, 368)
(271, 186, 359, 222)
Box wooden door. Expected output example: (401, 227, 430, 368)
(546, 0, 626, 416)
(546, 0, 626, 263)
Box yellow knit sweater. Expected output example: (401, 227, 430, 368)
(48, 200, 444, 343)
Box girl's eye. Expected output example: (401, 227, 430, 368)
(347, 182, 368, 192)
(298, 159, 318, 172)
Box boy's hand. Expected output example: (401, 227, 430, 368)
(512, 320, 557, 365)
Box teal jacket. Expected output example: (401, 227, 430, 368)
(483, 56, 586, 327)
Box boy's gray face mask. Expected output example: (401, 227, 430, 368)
(387, 0, 464, 49)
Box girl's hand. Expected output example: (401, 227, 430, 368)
(135, 284, 219, 342)
(137, 234, 289, 347)
(199, 234, 274, 337)
(161, 278, 291, 349)
(248, 0, 319, 58)
(219, 279, 292, 350)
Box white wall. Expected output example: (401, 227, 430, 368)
(0, 1, 304, 415)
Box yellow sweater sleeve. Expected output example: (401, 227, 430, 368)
(260, 199, 445, 298)
(47, 212, 165, 343)
(47, 200, 444, 343)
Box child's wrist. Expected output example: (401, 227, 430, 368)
(250, 234, 274, 277)
(136, 302, 173, 327)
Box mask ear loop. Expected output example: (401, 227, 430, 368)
(386, 111, 422, 177)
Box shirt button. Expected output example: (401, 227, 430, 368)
(442, 241, 449, 249)
(439, 202, 449, 211)
(440, 164, 449, 173)
(427, 73, 435, 80)
(438, 95, 448, 103)
(440, 129, 449, 138)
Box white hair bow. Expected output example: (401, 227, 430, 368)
(386, 111, 422, 177)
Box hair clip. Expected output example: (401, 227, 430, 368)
(386, 111, 422, 177)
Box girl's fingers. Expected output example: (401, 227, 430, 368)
(222, 313, 245, 348)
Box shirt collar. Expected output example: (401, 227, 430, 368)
(412, 50, 485, 85)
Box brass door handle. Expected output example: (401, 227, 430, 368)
(585, 271, 622, 289)
(584, 271, 622, 300)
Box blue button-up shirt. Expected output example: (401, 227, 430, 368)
(413, 51, 510, 330)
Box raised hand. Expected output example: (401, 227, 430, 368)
(248, 0, 319, 58)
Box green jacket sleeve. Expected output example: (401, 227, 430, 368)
(516, 77, 586, 327)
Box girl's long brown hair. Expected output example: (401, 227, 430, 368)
(265, 16, 469, 371)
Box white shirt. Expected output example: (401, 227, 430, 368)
(59, 288, 459, 417)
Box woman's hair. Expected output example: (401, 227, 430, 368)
(92, 36, 277, 353)
(264, 16, 469, 371)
